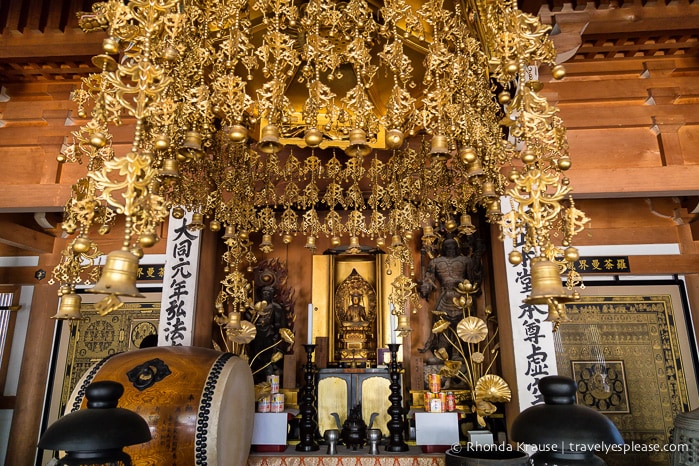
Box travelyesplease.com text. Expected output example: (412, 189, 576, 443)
(450, 441, 689, 455)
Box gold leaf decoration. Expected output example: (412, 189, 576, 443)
(439, 360, 462, 378)
(432, 318, 451, 334)
(279, 327, 295, 344)
(457, 316, 488, 343)
(230, 320, 257, 344)
(475, 374, 512, 403)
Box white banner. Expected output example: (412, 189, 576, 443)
(501, 199, 558, 409)
(158, 212, 202, 346)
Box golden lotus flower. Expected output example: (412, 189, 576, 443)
(475, 374, 511, 403)
(255, 381, 271, 401)
(457, 316, 488, 343)
(270, 351, 284, 363)
(457, 280, 478, 294)
(254, 300, 268, 312)
(434, 347, 450, 361)
(471, 351, 485, 364)
(279, 328, 294, 344)
(439, 359, 462, 378)
(473, 399, 497, 427)
(213, 314, 228, 326)
(432, 319, 451, 334)
(230, 320, 257, 344)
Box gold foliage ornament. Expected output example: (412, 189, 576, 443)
(430, 279, 510, 427)
(59, 0, 587, 344)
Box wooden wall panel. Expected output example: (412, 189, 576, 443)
(0, 146, 48, 184)
(567, 127, 661, 168)
(679, 125, 699, 164)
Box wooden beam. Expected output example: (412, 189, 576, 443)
(0, 220, 55, 253)
(566, 166, 699, 198)
(0, 184, 72, 212)
(0, 266, 45, 285)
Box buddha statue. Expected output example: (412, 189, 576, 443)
(335, 269, 376, 364)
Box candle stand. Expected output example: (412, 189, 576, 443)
(296, 344, 319, 452)
(385, 343, 409, 452)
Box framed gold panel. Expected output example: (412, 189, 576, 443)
(56, 293, 161, 415)
(312, 253, 397, 364)
(556, 281, 698, 462)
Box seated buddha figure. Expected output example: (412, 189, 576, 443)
(335, 270, 376, 363)
(345, 291, 369, 326)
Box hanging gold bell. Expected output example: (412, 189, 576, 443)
(159, 158, 179, 178)
(88, 249, 144, 298)
(345, 128, 372, 157)
(385, 128, 404, 149)
(51, 292, 82, 320)
(347, 236, 361, 253)
(430, 134, 450, 160)
(226, 312, 242, 330)
(480, 180, 497, 200)
(467, 159, 484, 177)
(187, 212, 205, 231)
(228, 124, 248, 143)
(222, 225, 236, 239)
(177, 130, 204, 160)
(523, 258, 572, 305)
(458, 213, 476, 235)
(397, 315, 412, 334)
(304, 127, 323, 147)
(259, 233, 274, 253)
(304, 235, 317, 252)
(258, 124, 283, 154)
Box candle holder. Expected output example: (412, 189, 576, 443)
(385, 343, 409, 452)
(296, 344, 319, 452)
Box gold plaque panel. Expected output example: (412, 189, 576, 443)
(318, 376, 349, 435)
(312, 254, 397, 364)
(58, 295, 161, 414)
(360, 376, 391, 436)
(556, 283, 699, 464)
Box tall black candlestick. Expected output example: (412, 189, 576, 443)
(385, 343, 409, 452)
(296, 344, 319, 452)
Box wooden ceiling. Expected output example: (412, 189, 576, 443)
(1, 0, 697, 84)
(0, 0, 697, 257)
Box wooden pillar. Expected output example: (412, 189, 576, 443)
(5, 246, 62, 466)
(193, 227, 219, 348)
(677, 223, 699, 341)
(488, 223, 520, 435)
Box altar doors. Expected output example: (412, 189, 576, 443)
(317, 368, 392, 436)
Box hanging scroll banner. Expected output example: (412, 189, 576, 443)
(158, 212, 202, 346)
(501, 200, 558, 409)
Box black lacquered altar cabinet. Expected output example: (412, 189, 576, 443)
(317, 367, 394, 437)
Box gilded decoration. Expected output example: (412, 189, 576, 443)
(556, 284, 699, 464)
(58, 298, 161, 414)
(335, 268, 377, 363)
(572, 360, 630, 414)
